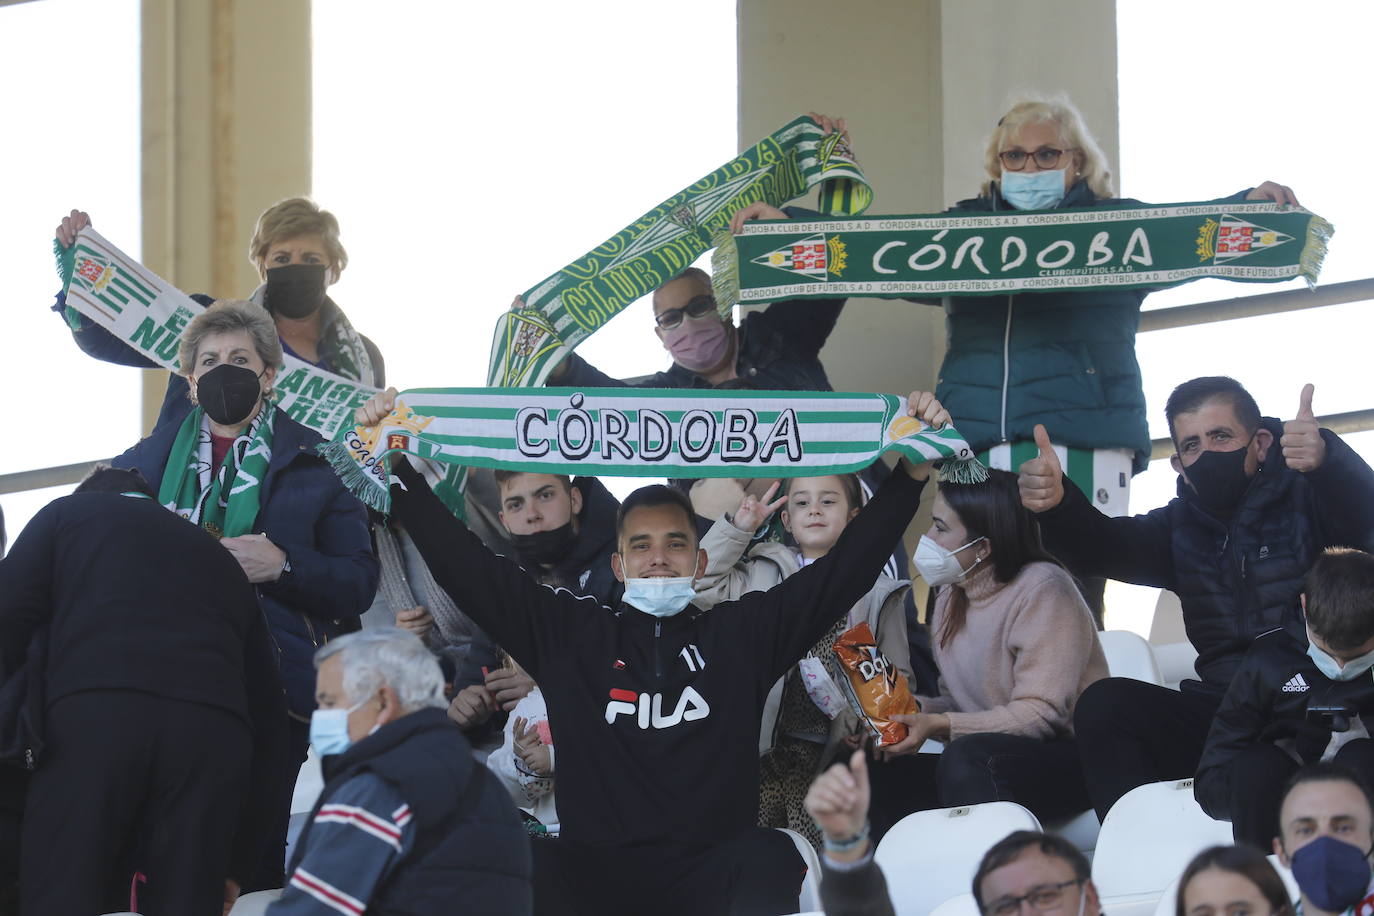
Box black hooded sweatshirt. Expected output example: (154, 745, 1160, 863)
(390, 460, 924, 846)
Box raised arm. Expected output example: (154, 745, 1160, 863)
(732, 391, 943, 681)
(1019, 424, 1175, 587)
(391, 459, 576, 682)
(1279, 384, 1374, 551)
(692, 483, 794, 609)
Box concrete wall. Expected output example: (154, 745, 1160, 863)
(140, 0, 312, 430)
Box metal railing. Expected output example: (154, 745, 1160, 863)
(4, 278, 1372, 498)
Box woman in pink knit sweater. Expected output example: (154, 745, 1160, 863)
(865, 469, 1108, 838)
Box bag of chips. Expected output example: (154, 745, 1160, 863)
(832, 621, 918, 747)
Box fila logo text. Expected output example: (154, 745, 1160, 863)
(604, 687, 711, 729)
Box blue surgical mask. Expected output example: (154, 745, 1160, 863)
(1307, 630, 1374, 682)
(1290, 835, 1373, 913)
(1000, 168, 1068, 211)
(623, 576, 696, 618)
(309, 696, 369, 757)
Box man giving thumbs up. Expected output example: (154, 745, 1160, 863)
(1017, 376, 1374, 824)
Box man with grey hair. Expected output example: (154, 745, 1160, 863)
(270, 628, 532, 915)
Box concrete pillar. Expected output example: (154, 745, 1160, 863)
(737, 0, 946, 403)
(139, 0, 312, 431)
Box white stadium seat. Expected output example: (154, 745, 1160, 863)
(291, 747, 324, 814)
(1093, 779, 1233, 907)
(1152, 642, 1202, 692)
(229, 889, 283, 915)
(1099, 630, 1163, 686)
(1043, 807, 1101, 856)
(929, 892, 981, 916)
(776, 828, 823, 913)
(874, 802, 1041, 916)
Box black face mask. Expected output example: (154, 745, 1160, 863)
(511, 520, 578, 566)
(1184, 438, 1255, 512)
(196, 363, 264, 426)
(264, 264, 328, 319)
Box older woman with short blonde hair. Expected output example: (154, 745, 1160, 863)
(908, 92, 1298, 624)
(109, 297, 378, 890)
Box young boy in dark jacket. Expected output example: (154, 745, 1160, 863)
(1196, 547, 1374, 848)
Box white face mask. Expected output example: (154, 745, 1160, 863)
(913, 534, 986, 587)
(1307, 628, 1374, 682)
(623, 576, 697, 618)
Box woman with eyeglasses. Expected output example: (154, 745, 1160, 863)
(1176, 845, 1295, 916)
(909, 95, 1297, 624)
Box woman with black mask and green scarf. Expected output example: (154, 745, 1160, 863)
(53, 200, 510, 682)
(109, 298, 378, 891)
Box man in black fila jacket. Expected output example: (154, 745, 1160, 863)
(358, 387, 945, 916)
(1197, 547, 1374, 849)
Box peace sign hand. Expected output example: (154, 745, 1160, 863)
(732, 480, 788, 532)
(1282, 383, 1326, 473)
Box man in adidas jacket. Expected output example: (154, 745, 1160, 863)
(357, 387, 944, 916)
(1196, 548, 1374, 848)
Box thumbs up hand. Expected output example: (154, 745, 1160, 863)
(1281, 383, 1326, 473)
(1018, 424, 1065, 512)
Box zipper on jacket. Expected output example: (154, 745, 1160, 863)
(654, 621, 663, 680)
(1000, 295, 1015, 443)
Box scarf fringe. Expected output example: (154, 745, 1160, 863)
(711, 230, 741, 309)
(316, 440, 393, 515)
(1299, 214, 1335, 289)
(52, 239, 83, 331)
(937, 456, 990, 485)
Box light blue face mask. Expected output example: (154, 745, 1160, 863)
(1307, 628, 1374, 682)
(623, 576, 697, 618)
(1000, 167, 1068, 211)
(309, 696, 370, 756)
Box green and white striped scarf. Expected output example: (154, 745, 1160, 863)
(320, 387, 984, 514)
(159, 406, 275, 538)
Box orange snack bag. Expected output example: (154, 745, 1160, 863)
(832, 621, 918, 747)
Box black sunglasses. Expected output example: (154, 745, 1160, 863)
(655, 295, 717, 330)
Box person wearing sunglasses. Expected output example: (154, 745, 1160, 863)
(546, 114, 852, 395)
(904, 94, 1297, 629)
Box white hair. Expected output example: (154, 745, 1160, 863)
(314, 628, 446, 714)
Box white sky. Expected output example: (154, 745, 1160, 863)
(3, 0, 1372, 640)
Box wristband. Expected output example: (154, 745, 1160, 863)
(822, 822, 870, 854)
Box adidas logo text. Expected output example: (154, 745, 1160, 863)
(1282, 674, 1309, 693)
